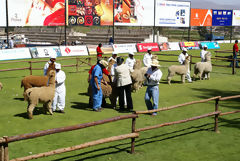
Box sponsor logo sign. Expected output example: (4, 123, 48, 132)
(60, 45, 89, 56)
(232, 10, 240, 26)
(179, 41, 200, 50)
(212, 9, 232, 26)
(0, 48, 31, 61)
(159, 42, 180, 51)
(191, 9, 212, 26)
(137, 43, 160, 52)
(31, 46, 61, 58)
(87, 44, 114, 55)
(0, 0, 6, 27)
(200, 42, 220, 49)
(155, 0, 190, 27)
(113, 43, 137, 53)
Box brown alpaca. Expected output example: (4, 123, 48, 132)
(21, 62, 55, 100)
(25, 70, 56, 119)
(0, 82, 3, 90)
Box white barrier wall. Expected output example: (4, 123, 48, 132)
(30, 46, 61, 58)
(112, 44, 137, 54)
(0, 48, 31, 61)
(60, 45, 88, 56)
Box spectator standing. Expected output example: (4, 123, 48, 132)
(200, 45, 208, 62)
(125, 52, 136, 70)
(144, 59, 162, 116)
(90, 60, 108, 112)
(108, 51, 118, 62)
(114, 57, 133, 111)
(230, 40, 239, 68)
(109, 36, 114, 45)
(96, 43, 104, 59)
(9, 37, 14, 49)
(108, 52, 118, 82)
(43, 55, 57, 76)
(143, 47, 153, 67)
(52, 64, 66, 113)
(178, 48, 192, 83)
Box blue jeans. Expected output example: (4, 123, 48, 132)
(92, 86, 102, 111)
(145, 85, 159, 115)
(230, 53, 239, 67)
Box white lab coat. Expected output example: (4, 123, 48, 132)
(125, 57, 136, 70)
(52, 70, 66, 111)
(143, 53, 152, 67)
(200, 50, 208, 62)
(178, 52, 192, 82)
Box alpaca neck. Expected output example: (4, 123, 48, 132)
(48, 77, 56, 87)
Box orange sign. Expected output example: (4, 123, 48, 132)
(191, 9, 212, 26)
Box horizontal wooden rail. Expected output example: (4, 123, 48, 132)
(219, 95, 240, 101)
(0, 114, 138, 144)
(0, 67, 29, 72)
(220, 110, 240, 116)
(135, 111, 220, 132)
(10, 133, 139, 161)
(135, 96, 221, 114)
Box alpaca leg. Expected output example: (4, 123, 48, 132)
(27, 103, 35, 119)
(207, 73, 210, 80)
(47, 101, 53, 115)
(199, 72, 203, 80)
(182, 75, 185, 83)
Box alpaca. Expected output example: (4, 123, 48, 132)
(167, 56, 190, 85)
(21, 62, 55, 100)
(25, 70, 56, 119)
(0, 82, 2, 90)
(193, 52, 212, 80)
(131, 60, 148, 91)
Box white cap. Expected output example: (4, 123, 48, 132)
(182, 47, 188, 52)
(129, 52, 134, 55)
(50, 54, 56, 59)
(148, 47, 152, 51)
(203, 45, 208, 48)
(112, 51, 118, 55)
(55, 63, 61, 69)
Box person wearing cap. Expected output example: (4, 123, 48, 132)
(125, 52, 136, 70)
(108, 51, 118, 62)
(90, 60, 108, 112)
(178, 48, 192, 83)
(108, 51, 118, 82)
(143, 47, 153, 67)
(230, 40, 239, 68)
(52, 64, 66, 113)
(200, 45, 208, 62)
(114, 57, 133, 111)
(144, 59, 162, 116)
(43, 54, 57, 76)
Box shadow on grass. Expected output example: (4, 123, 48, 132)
(14, 107, 47, 119)
(71, 102, 92, 111)
(14, 97, 24, 101)
(160, 79, 182, 84)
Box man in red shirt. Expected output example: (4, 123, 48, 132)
(96, 43, 104, 58)
(230, 40, 239, 67)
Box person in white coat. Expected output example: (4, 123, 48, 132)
(52, 64, 66, 113)
(143, 47, 153, 67)
(200, 45, 208, 62)
(43, 55, 57, 76)
(125, 52, 136, 70)
(178, 48, 192, 83)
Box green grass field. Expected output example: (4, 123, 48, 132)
(0, 43, 240, 161)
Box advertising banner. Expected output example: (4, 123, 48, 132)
(159, 42, 180, 51)
(179, 41, 200, 50)
(137, 43, 160, 52)
(200, 42, 220, 49)
(232, 10, 240, 26)
(112, 43, 137, 54)
(155, 0, 190, 27)
(68, 0, 113, 26)
(60, 45, 89, 56)
(0, 48, 31, 61)
(190, 9, 212, 26)
(114, 0, 154, 26)
(212, 9, 232, 26)
(8, 0, 65, 26)
(0, 0, 6, 27)
(31, 46, 61, 58)
(87, 44, 113, 55)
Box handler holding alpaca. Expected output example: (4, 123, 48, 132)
(178, 48, 192, 83)
(52, 64, 66, 113)
(125, 52, 136, 70)
(143, 48, 153, 67)
(43, 55, 57, 75)
(144, 59, 162, 116)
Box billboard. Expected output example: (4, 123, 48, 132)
(212, 9, 232, 26)
(8, 0, 65, 26)
(0, 48, 31, 61)
(159, 42, 180, 51)
(68, 0, 113, 26)
(60, 45, 89, 56)
(87, 44, 113, 55)
(155, 0, 190, 27)
(137, 43, 160, 52)
(200, 42, 220, 49)
(114, 0, 154, 26)
(232, 10, 240, 26)
(113, 43, 137, 54)
(0, 0, 6, 27)
(179, 41, 200, 50)
(190, 9, 212, 26)
(30, 46, 61, 58)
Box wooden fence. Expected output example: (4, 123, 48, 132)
(0, 95, 239, 161)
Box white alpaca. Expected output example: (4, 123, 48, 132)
(193, 52, 212, 80)
(167, 56, 191, 85)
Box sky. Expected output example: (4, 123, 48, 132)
(178, 0, 240, 10)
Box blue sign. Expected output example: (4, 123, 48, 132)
(212, 10, 232, 26)
(200, 42, 220, 49)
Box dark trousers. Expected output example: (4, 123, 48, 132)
(119, 84, 133, 109)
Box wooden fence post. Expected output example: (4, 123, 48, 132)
(76, 58, 79, 73)
(131, 117, 136, 154)
(214, 99, 220, 133)
(3, 137, 8, 161)
(0, 142, 4, 161)
(190, 55, 192, 71)
(29, 61, 32, 75)
(232, 58, 236, 75)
